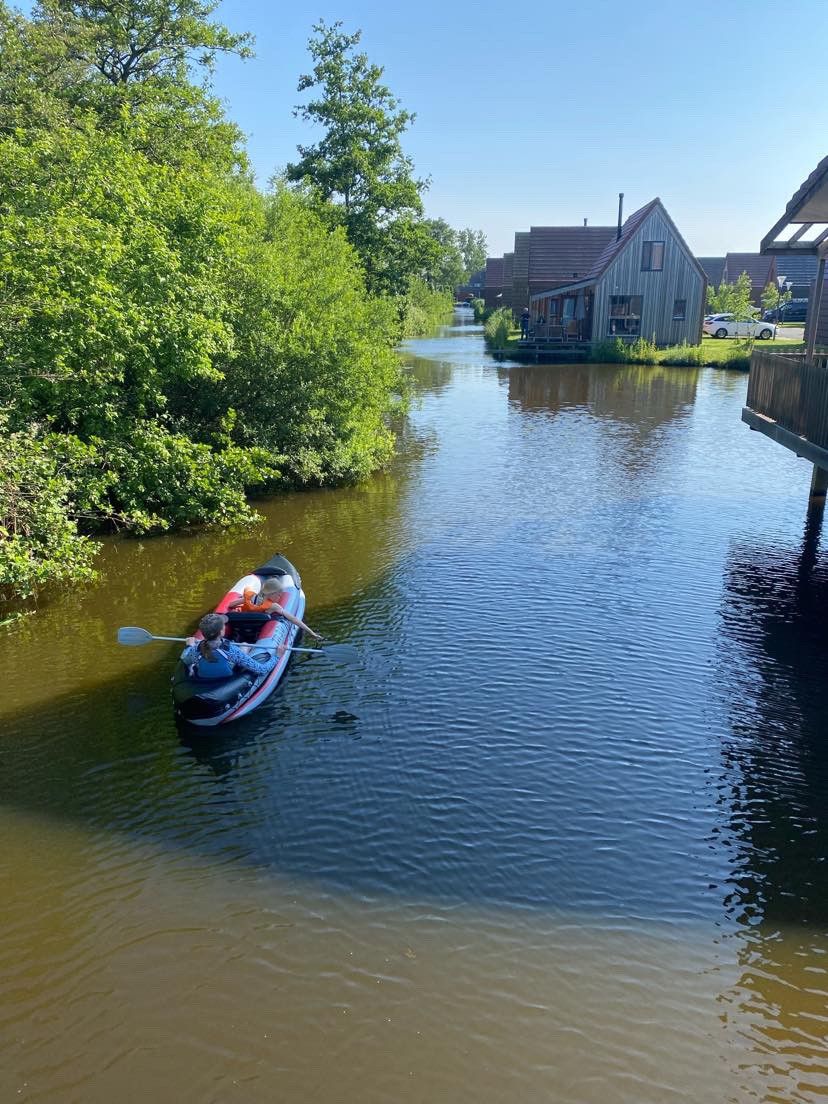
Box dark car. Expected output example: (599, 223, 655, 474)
(763, 299, 808, 324)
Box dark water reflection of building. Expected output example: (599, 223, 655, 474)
(718, 512, 828, 930)
(713, 516, 828, 1096)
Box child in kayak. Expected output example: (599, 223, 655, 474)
(182, 613, 284, 680)
(226, 576, 322, 639)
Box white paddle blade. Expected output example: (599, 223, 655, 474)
(117, 626, 155, 646)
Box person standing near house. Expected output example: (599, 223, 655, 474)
(520, 306, 530, 339)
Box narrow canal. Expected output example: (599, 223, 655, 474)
(2, 315, 828, 1102)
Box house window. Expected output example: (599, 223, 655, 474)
(641, 241, 665, 271)
(608, 296, 643, 337)
(673, 299, 686, 320)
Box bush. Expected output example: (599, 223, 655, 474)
(660, 341, 706, 366)
(0, 418, 97, 602)
(483, 308, 514, 350)
(471, 297, 488, 322)
(400, 278, 453, 338)
(626, 336, 660, 364)
(591, 338, 630, 363)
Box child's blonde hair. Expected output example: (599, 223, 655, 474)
(260, 576, 286, 598)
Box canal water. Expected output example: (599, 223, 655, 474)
(2, 315, 828, 1102)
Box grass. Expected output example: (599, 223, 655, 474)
(497, 332, 806, 370)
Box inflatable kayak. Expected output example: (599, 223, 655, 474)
(171, 553, 305, 726)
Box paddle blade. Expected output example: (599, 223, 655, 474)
(117, 626, 154, 646)
(318, 643, 360, 663)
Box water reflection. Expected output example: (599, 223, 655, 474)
(718, 513, 828, 929)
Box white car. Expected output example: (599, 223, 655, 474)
(703, 313, 776, 340)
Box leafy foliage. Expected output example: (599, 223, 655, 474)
(0, 1, 414, 603)
(0, 416, 97, 601)
(483, 308, 514, 350)
(457, 228, 487, 279)
(760, 281, 792, 319)
(707, 272, 755, 320)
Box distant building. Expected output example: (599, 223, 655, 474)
(482, 257, 504, 310)
(721, 253, 777, 305)
(774, 255, 820, 300)
(500, 251, 515, 314)
(529, 198, 706, 346)
(696, 256, 726, 289)
(454, 267, 485, 301)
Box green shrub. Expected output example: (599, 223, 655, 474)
(483, 308, 514, 350)
(591, 338, 630, 363)
(400, 278, 453, 337)
(659, 341, 706, 366)
(471, 297, 488, 322)
(0, 417, 97, 602)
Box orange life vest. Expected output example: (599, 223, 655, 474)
(239, 587, 278, 613)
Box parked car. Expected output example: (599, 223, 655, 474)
(762, 299, 808, 324)
(703, 313, 776, 340)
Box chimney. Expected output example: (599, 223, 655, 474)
(616, 193, 624, 241)
(583, 218, 588, 227)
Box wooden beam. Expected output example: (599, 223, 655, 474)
(805, 254, 826, 364)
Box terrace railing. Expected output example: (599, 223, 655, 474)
(746, 349, 828, 447)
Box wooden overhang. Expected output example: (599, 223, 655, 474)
(760, 154, 828, 258)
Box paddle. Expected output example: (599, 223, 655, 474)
(117, 626, 358, 661)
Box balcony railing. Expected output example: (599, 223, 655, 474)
(746, 349, 828, 448)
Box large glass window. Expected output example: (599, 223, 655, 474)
(673, 298, 686, 320)
(641, 241, 664, 271)
(608, 296, 643, 336)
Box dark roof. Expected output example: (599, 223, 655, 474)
(590, 200, 661, 278)
(513, 232, 530, 279)
(527, 226, 616, 284)
(697, 256, 726, 286)
(502, 252, 514, 284)
(529, 199, 706, 302)
(775, 255, 819, 283)
(722, 253, 775, 288)
(484, 257, 504, 286)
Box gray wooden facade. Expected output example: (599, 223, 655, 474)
(530, 200, 706, 346)
(593, 206, 706, 344)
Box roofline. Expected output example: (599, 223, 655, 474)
(530, 277, 596, 302)
(593, 198, 708, 284)
(761, 154, 828, 254)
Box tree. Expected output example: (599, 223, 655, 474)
(761, 281, 792, 319)
(457, 228, 487, 279)
(33, 0, 252, 87)
(707, 272, 755, 320)
(286, 20, 426, 297)
(420, 218, 465, 290)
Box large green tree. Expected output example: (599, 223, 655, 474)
(286, 20, 430, 297)
(457, 228, 487, 279)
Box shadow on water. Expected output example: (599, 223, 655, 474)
(717, 507, 828, 928)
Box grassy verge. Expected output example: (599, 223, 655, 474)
(496, 334, 806, 370)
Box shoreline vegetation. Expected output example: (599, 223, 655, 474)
(0, 4, 481, 605)
(480, 308, 804, 370)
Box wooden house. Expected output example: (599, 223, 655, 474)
(482, 257, 504, 310)
(500, 251, 515, 314)
(529, 199, 706, 346)
(721, 252, 777, 305)
(742, 154, 828, 503)
(510, 232, 531, 319)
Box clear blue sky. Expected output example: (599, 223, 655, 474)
(207, 0, 827, 258)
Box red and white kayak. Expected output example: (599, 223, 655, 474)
(171, 553, 305, 726)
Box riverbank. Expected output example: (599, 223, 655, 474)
(491, 332, 806, 370)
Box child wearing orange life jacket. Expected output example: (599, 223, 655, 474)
(226, 576, 322, 639)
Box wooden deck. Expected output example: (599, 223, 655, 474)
(742, 348, 828, 466)
(505, 339, 591, 362)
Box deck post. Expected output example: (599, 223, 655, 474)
(809, 463, 828, 509)
(805, 254, 826, 365)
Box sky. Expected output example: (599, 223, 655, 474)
(36, 0, 828, 260)
(205, 0, 826, 259)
